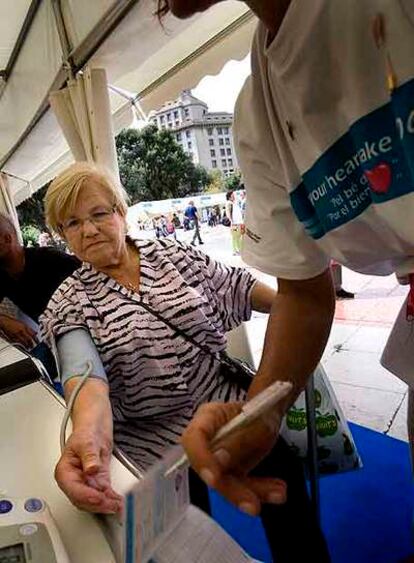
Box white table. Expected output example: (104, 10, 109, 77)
(0, 378, 138, 562)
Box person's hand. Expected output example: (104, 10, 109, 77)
(181, 402, 287, 517)
(55, 429, 122, 514)
(0, 316, 37, 349)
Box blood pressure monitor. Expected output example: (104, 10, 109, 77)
(0, 497, 70, 563)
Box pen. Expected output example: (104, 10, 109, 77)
(164, 380, 293, 477)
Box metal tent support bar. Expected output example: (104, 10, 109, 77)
(1, 0, 43, 82)
(305, 373, 321, 523)
(51, 0, 75, 78)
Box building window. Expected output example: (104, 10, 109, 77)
(167, 113, 172, 121)
(188, 141, 192, 149)
(160, 115, 165, 124)
(207, 128, 213, 135)
(210, 149, 215, 157)
(212, 160, 217, 168)
(219, 138, 224, 146)
(209, 139, 214, 146)
(220, 148, 225, 156)
(226, 148, 232, 155)
(229, 168, 234, 173)
(168, 123, 173, 128)
(174, 110, 179, 119)
(229, 159, 233, 167)
(217, 127, 223, 135)
(175, 121, 180, 127)
(176, 133, 182, 141)
(221, 159, 226, 167)
(184, 108, 190, 117)
(224, 127, 229, 134)
(186, 130, 191, 138)
(225, 137, 230, 145)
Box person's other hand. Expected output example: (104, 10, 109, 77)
(55, 429, 122, 514)
(0, 316, 37, 349)
(181, 402, 287, 516)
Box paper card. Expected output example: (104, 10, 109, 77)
(124, 446, 189, 563)
(124, 446, 262, 563)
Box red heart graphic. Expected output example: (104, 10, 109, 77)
(364, 162, 392, 194)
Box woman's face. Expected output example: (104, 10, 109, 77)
(166, 0, 224, 19)
(61, 179, 127, 269)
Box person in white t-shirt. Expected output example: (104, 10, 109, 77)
(160, 0, 414, 516)
(225, 190, 244, 255)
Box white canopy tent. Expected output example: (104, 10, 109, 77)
(0, 0, 257, 207)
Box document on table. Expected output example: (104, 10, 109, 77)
(124, 446, 261, 563)
(152, 505, 256, 563)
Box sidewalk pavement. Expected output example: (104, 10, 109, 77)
(201, 225, 409, 442)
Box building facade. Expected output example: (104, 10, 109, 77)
(148, 90, 239, 177)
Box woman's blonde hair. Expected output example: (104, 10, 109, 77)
(45, 161, 128, 234)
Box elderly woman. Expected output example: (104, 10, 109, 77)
(40, 162, 329, 562)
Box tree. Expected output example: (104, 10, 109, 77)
(17, 184, 49, 232)
(204, 169, 224, 194)
(116, 126, 211, 203)
(21, 225, 41, 247)
(224, 170, 242, 192)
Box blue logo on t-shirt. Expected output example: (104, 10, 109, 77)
(290, 78, 414, 239)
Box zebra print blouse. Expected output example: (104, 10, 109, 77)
(40, 238, 256, 471)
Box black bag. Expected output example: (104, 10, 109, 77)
(137, 300, 255, 391)
(222, 216, 231, 227)
(216, 351, 255, 391)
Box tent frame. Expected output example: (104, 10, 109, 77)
(0, 0, 139, 169)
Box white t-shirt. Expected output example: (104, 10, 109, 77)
(235, 0, 414, 280)
(226, 199, 244, 226)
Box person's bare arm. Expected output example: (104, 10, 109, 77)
(250, 281, 276, 314)
(0, 315, 37, 348)
(64, 377, 113, 450)
(248, 269, 335, 407)
(182, 269, 335, 514)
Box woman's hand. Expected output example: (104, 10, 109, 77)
(0, 315, 37, 349)
(58, 378, 120, 513)
(181, 402, 287, 516)
(55, 429, 122, 514)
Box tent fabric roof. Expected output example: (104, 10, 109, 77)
(0, 0, 256, 205)
(0, 0, 32, 69)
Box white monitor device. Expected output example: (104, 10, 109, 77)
(0, 497, 70, 563)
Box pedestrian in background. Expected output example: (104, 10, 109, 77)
(225, 191, 243, 256)
(184, 200, 203, 246)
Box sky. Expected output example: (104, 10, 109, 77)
(192, 55, 251, 113)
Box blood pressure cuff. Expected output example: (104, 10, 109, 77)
(56, 328, 107, 386)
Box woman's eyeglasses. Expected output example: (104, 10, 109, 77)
(61, 206, 116, 235)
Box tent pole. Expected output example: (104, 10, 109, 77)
(1, 0, 43, 82)
(51, 0, 75, 80)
